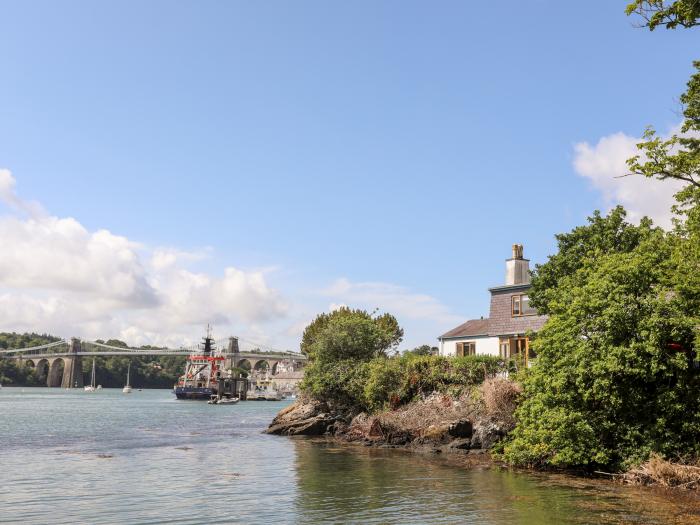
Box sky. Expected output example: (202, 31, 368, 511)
(0, 1, 697, 351)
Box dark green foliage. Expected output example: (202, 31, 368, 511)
(302, 353, 510, 413)
(300, 307, 508, 412)
(301, 359, 371, 409)
(0, 332, 63, 385)
(363, 354, 510, 412)
(86, 355, 186, 389)
(300, 307, 403, 359)
(529, 207, 657, 315)
(502, 211, 700, 470)
(403, 345, 438, 356)
(0, 332, 61, 349)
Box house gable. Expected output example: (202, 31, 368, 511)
(487, 284, 547, 337)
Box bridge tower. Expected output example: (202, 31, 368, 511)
(60, 338, 84, 389)
(225, 336, 240, 371)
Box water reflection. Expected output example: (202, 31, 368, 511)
(291, 439, 699, 525)
(1, 388, 698, 525)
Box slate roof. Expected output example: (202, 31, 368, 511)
(439, 318, 489, 339)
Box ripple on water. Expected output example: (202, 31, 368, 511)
(1, 387, 698, 525)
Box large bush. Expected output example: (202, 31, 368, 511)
(502, 211, 700, 470)
(302, 352, 510, 413)
(363, 354, 509, 412)
(301, 307, 403, 361)
(300, 308, 510, 412)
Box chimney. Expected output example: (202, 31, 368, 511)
(505, 243, 530, 285)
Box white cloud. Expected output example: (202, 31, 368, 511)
(573, 129, 686, 229)
(0, 169, 461, 351)
(0, 169, 46, 217)
(320, 278, 464, 349)
(323, 278, 463, 325)
(0, 215, 157, 306)
(0, 169, 289, 347)
(150, 247, 211, 271)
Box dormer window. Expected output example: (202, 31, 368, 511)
(512, 294, 536, 316)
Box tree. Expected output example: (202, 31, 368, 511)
(626, 62, 700, 197)
(300, 307, 403, 360)
(528, 207, 657, 315)
(502, 217, 700, 469)
(626, 1, 700, 30)
(403, 345, 438, 356)
(625, 1, 700, 350)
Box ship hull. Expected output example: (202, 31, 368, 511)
(174, 386, 215, 400)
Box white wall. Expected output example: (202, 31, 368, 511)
(439, 336, 499, 357)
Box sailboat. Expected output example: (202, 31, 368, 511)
(122, 363, 132, 394)
(84, 359, 97, 392)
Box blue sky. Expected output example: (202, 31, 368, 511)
(0, 1, 697, 350)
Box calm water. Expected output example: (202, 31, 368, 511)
(0, 388, 698, 525)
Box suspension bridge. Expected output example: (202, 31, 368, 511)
(0, 336, 307, 388)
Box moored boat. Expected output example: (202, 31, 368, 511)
(174, 326, 225, 400)
(122, 363, 132, 394)
(84, 359, 98, 392)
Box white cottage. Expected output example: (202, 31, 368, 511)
(438, 244, 547, 364)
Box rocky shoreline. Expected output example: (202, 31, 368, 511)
(265, 398, 509, 458)
(266, 399, 700, 494)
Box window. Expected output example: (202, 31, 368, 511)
(456, 342, 476, 357)
(512, 294, 537, 316)
(511, 295, 521, 316)
(500, 337, 536, 365)
(521, 295, 537, 315)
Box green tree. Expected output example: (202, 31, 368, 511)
(403, 345, 438, 356)
(625, 3, 700, 349)
(300, 307, 403, 361)
(626, 1, 700, 30)
(626, 62, 700, 198)
(528, 207, 656, 315)
(502, 213, 700, 470)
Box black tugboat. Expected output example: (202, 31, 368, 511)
(173, 326, 226, 400)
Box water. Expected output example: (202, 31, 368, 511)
(1, 388, 697, 524)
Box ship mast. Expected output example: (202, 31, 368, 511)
(203, 323, 214, 356)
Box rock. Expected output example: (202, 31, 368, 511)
(387, 432, 412, 446)
(422, 423, 450, 442)
(448, 419, 473, 439)
(470, 420, 506, 450)
(350, 412, 369, 428)
(368, 418, 384, 439)
(328, 421, 348, 436)
(266, 401, 337, 436)
(447, 438, 472, 450)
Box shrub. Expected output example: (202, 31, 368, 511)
(300, 359, 371, 410)
(481, 377, 523, 429)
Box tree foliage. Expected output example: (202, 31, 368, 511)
(626, 1, 700, 30)
(503, 210, 700, 470)
(403, 344, 438, 356)
(529, 207, 657, 315)
(300, 307, 403, 361)
(302, 353, 510, 413)
(626, 1, 700, 196)
(503, 6, 700, 470)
